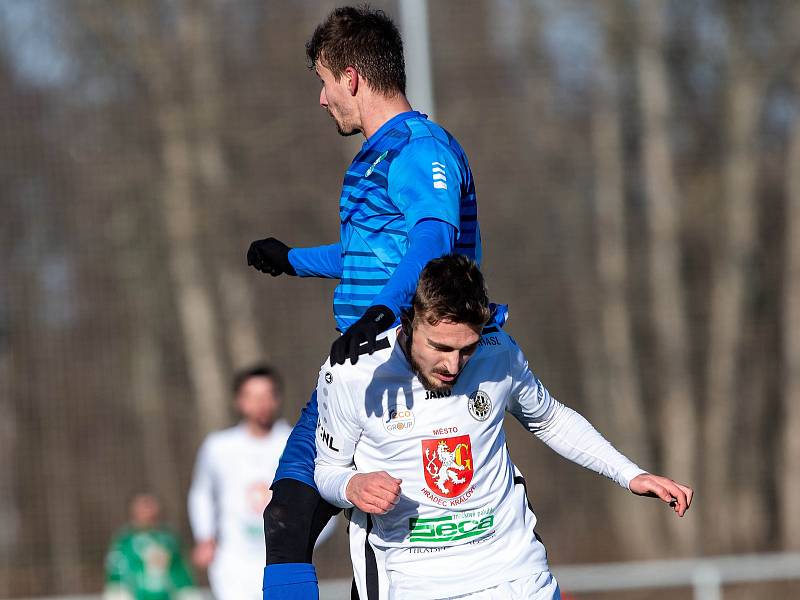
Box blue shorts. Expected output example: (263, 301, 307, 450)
(273, 390, 318, 489)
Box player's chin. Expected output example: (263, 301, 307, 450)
(334, 119, 360, 137)
(337, 126, 361, 137)
(254, 417, 276, 429)
(422, 376, 455, 394)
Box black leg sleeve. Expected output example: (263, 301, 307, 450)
(265, 478, 341, 564)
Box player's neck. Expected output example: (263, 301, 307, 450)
(244, 420, 272, 438)
(361, 94, 413, 139)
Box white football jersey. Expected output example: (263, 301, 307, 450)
(315, 326, 644, 598)
(188, 421, 292, 563)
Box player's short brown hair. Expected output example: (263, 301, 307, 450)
(232, 364, 283, 396)
(409, 255, 491, 329)
(306, 5, 406, 96)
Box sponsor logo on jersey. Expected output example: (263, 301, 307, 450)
(325, 372, 333, 384)
(317, 422, 340, 452)
(536, 376, 546, 404)
(131, 535, 170, 575)
(407, 546, 447, 553)
(425, 389, 452, 399)
(132, 536, 170, 577)
(468, 390, 492, 421)
(432, 161, 447, 189)
(364, 150, 388, 177)
(384, 407, 415, 435)
(422, 435, 473, 498)
(409, 508, 495, 543)
(432, 426, 458, 435)
(478, 335, 500, 347)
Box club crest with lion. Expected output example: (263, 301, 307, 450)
(421, 435, 474, 498)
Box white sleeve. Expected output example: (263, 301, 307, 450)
(507, 347, 646, 490)
(314, 367, 363, 508)
(187, 437, 217, 542)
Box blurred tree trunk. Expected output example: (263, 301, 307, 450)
(41, 418, 81, 592)
(132, 4, 230, 435)
(113, 202, 182, 518)
(155, 102, 229, 434)
(635, 0, 697, 553)
(590, 51, 657, 556)
(71, 0, 230, 439)
(0, 346, 17, 597)
(0, 58, 36, 595)
(702, 11, 763, 552)
(132, 326, 182, 517)
(37, 332, 81, 592)
(781, 65, 800, 550)
(181, 0, 265, 369)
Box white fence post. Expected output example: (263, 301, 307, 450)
(692, 564, 722, 600)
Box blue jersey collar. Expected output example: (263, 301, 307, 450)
(363, 110, 427, 150)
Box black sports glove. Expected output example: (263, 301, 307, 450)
(330, 305, 395, 366)
(246, 238, 296, 276)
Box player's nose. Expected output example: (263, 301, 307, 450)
(319, 87, 327, 107)
(443, 353, 459, 375)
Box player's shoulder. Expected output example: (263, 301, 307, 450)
(150, 527, 179, 545)
(386, 119, 468, 178)
(202, 425, 244, 448)
(471, 304, 522, 360)
(403, 120, 460, 152)
(109, 526, 135, 545)
(318, 328, 401, 390)
(271, 419, 293, 440)
(408, 116, 469, 152)
(475, 326, 517, 359)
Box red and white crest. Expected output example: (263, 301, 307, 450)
(421, 435, 474, 498)
(246, 481, 272, 514)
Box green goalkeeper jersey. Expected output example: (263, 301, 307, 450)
(104, 526, 194, 600)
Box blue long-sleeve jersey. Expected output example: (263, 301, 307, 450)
(289, 111, 481, 331)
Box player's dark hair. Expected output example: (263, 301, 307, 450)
(407, 255, 490, 329)
(232, 364, 283, 396)
(126, 491, 161, 510)
(306, 5, 406, 96)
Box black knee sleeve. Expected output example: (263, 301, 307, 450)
(265, 478, 340, 565)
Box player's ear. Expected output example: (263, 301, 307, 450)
(400, 309, 413, 336)
(344, 66, 359, 96)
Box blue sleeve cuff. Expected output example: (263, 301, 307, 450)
(288, 244, 343, 278)
(371, 219, 455, 315)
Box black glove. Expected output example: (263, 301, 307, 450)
(246, 238, 296, 276)
(330, 305, 395, 366)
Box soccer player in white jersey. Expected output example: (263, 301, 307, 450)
(189, 365, 308, 600)
(314, 255, 693, 599)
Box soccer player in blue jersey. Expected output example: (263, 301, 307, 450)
(247, 7, 481, 599)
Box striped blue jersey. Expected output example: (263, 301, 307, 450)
(335, 111, 481, 331)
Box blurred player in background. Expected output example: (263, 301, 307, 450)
(189, 365, 308, 600)
(246, 6, 482, 599)
(104, 493, 199, 600)
(315, 255, 693, 599)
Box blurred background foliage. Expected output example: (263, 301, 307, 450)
(1, 0, 800, 597)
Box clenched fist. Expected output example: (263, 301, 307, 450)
(346, 471, 402, 514)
